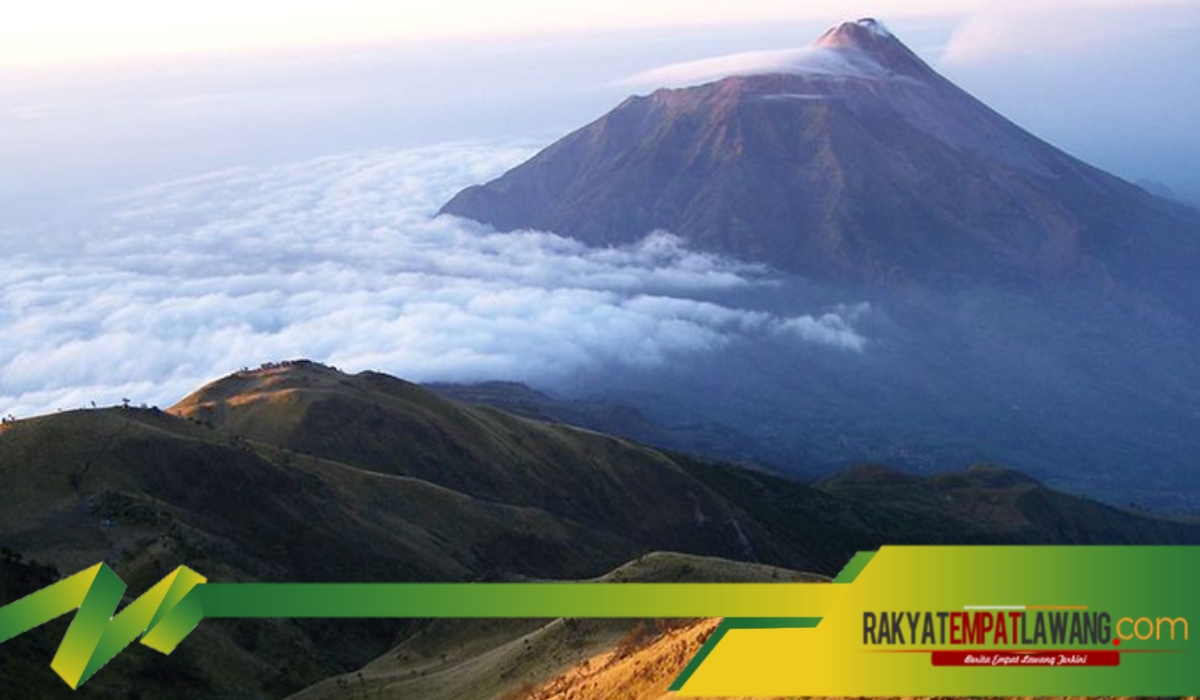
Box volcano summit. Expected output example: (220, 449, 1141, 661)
(441, 19, 1200, 297)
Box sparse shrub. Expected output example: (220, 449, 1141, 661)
(614, 622, 652, 659)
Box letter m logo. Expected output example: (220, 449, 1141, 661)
(0, 563, 205, 689)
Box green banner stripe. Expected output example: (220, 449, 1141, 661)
(666, 550, 880, 693)
(668, 617, 822, 691)
(195, 582, 837, 618)
(832, 550, 876, 584)
(0, 565, 98, 646)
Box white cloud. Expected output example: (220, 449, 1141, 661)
(0, 141, 868, 417)
(773, 303, 871, 352)
(619, 46, 892, 91)
(941, 0, 1197, 66)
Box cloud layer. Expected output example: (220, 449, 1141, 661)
(619, 45, 893, 90)
(0, 141, 868, 417)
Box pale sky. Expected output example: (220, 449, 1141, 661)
(1, 0, 1197, 212)
(1, 0, 981, 68)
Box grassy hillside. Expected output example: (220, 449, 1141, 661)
(170, 362, 785, 566)
(816, 463, 1200, 543)
(0, 407, 635, 699)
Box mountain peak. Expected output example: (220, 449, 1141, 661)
(812, 17, 932, 78)
(615, 18, 931, 91)
(815, 18, 894, 49)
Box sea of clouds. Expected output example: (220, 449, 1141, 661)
(0, 141, 868, 417)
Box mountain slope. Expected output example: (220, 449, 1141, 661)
(815, 463, 1200, 543)
(440, 19, 1200, 296)
(0, 402, 641, 698)
(169, 361, 796, 566)
(440, 17, 1200, 510)
(424, 380, 769, 471)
